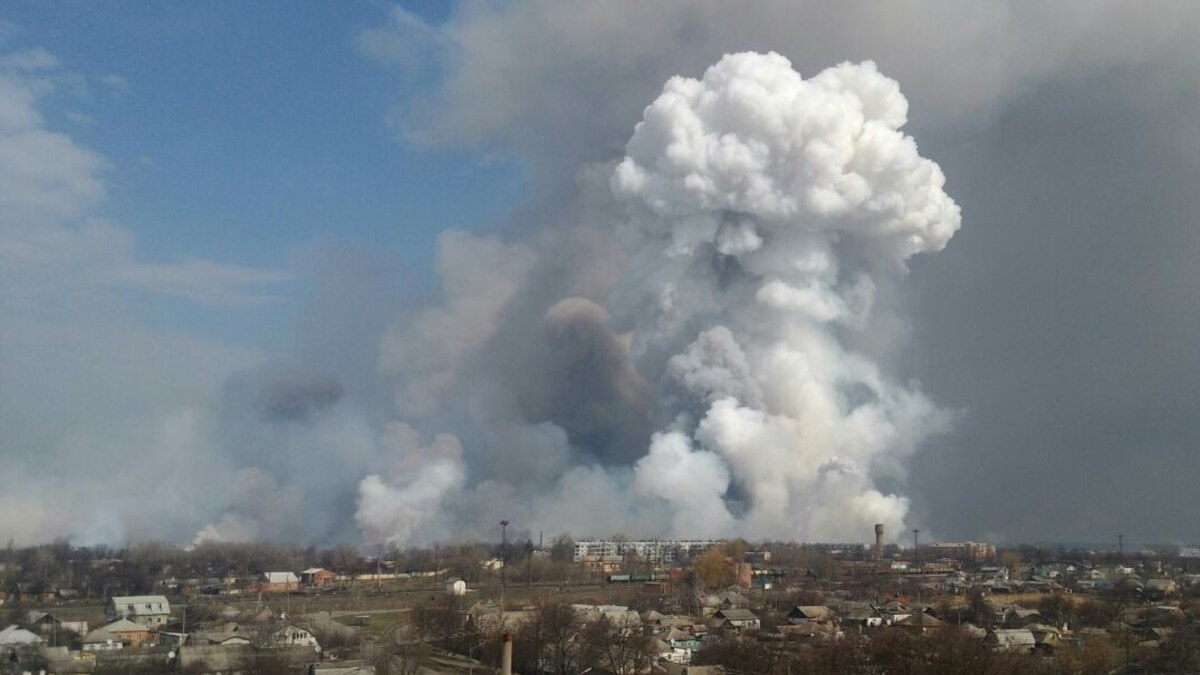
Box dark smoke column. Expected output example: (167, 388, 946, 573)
(874, 523, 884, 560)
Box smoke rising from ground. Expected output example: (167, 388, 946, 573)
(7, 2, 1198, 547)
(350, 52, 960, 546)
(615, 53, 959, 541)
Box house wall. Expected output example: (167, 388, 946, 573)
(114, 629, 155, 648)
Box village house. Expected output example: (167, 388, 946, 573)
(301, 567, 338, 588)
(894, 612, 943, 635)
(105, 595, 171, 628)
(787, 605, 834, 625)
(713, 608, 760, 631)
(96, 618, 156, 649)
(82, 627, 124, 652)
(26, 610, 88, 637)
(192, 622, 253, 647)
(876, 600, 911, 625)
(0, 625, 44, 647)
(263, 623, 320, 649)
(572, 604, 641, 629)
(718, 590, 750, 610)
(986, 628, 1037, 652)
(255, 571, 300, 593)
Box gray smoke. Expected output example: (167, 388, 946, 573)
(353, 52, 960, 545)
(4, 2, 1198, 547)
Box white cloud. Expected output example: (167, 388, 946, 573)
(104, 259, 294, 306)
(355, 5, 446, 73)
(0, 47, 290, 544)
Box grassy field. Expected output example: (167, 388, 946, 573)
(332, 610, 411, 640)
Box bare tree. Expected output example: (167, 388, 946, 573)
(519, 600, 579, 675)
(580, 616, 653, 675)
(375, 641, 429, 675)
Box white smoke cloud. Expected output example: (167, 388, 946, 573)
(633, 431, 734, 537)
(614, 52, 960, 541)
(355, 423, 467, 546)
(348, 52, 959, 547)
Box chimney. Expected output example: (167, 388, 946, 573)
(502, 632, 513, 675)
(874, 523, 884, 561)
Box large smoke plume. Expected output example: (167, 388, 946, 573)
(6, 3, 1197, 549)
(351, 52, 960, 546)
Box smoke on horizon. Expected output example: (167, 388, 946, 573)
(350, 52, 960, 547)
(13, 1, 1194, 548)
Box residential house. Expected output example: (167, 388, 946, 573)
(82, 628, 123, 652)
(105, 595, 171, 628)
(986, 629, 1036, 652)
(572, 605, 641, 629)
(835, 602, 883, 628)
(979, 566, 1010, 582)
(1009, 608, 1044, 627)
(713, 608, 759, 631)
(876, 600, 911, 626)
(1026, 624, 1063, 651)
(26, 611, 88, 638)
(718, 591, 750, 610)
(301, 568, 337, 588)
(264, 623, 320, 649)
(256, 572, 300, 594)
(96, 619, 155, 649)
(0, 625, 44, 646)
(787, 606, 834, 625)
(894, 612, 942, 635)
(194, 623, 252, 646)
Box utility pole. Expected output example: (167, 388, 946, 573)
(912, 529, 920, 569)
(500, 520, 509, 613)
(1118, 533, 1124, 564)
(526, 540, 534, 588)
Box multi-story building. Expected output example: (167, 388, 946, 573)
(105, 595, 171, 628)
(925, 542, 995, 562)
(572, 539, 722, 564)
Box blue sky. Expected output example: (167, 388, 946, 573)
(3, 1, 522, 348)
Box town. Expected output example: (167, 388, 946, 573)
(3, 527, 1200, 674)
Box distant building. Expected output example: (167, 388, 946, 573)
(265, 623, 320, 649)
(572, 540, 722, 564)
(0, 625, 44, 647)
(256, 572, 300, 593)
(300, 568, 337, 588)
(96, 619, 156, 648)
(925, 542, 995, 562)
(787, 606, 834, 625)
(106, 595, 171, 628)
(986, 629, 1037, 652)
(82, 627, 123, 652)
(713, 608, 760, 631)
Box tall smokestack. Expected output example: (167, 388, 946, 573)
(874, 523, 884, 561)
(502, 632, 513, 675)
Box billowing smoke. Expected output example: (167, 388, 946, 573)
(612, 52, 960, 540)
(0, 38, 959, 548)
(351, 52, 960, 545)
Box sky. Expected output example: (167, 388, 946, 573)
(1, 1, 1198, 549)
